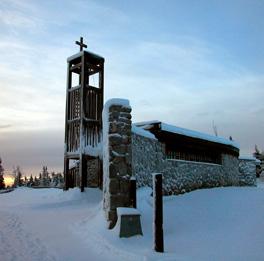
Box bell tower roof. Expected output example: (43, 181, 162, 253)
(67, 50, 104, 63)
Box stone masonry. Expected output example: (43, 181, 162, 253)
(103, 99, 132, 229)
(238, 158, 256, 186)
(102, 99, 256, 228)
(132, 132, 255, 195)
(87, 158, 100, 187)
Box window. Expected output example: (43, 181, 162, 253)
(167, 150, 221, 164)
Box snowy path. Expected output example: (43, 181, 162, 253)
(1, 184, 264, 260)
(0, 188, 108, 261)
(0, 211, 55, 261)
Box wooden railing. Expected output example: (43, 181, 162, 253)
(84, 87, 103, 121)
(69, 87, 81, 120)
(66, 86, 102, 153)
(67, 121, 80, 153)
(84, 121, 101, 147)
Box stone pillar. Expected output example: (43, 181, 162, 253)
(103, 99, 132, 229)
(238, 158, 257, 186)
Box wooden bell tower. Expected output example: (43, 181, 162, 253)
(64, 37, 104, 192)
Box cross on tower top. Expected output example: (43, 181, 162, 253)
(75, 37, 87, 51)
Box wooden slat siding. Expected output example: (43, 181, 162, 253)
(64, 61, 71, 188)
(70, 123, 72, 152)
(79, 53, 86, 191)
(64, 60, 72, 190)
(68, 124, 71, 152)
(64, 158, 69, 190)
(92, 90, 95, 118)
(65, 50, 104, 190)
(65, 154, 79, 159)
(65, 62, 71, 152)
(99, 63, 104, 124)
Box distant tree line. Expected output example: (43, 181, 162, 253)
(13, 166, 64, 189)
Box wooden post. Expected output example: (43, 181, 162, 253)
(80, 155, 86, 192)
(64, 158, 69, 191)
(153, 173, 164, 253)
(130, 177, 137, 208)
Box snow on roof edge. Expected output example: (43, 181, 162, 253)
(161, 122, 240, 149)
(239, 156, 259, 161)
(134, 120, 239, 149)
(135, 120, 161, 126)
(132, 125, 157, 140)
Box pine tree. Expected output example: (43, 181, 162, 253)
(34, 176, 39, 186)
(13, 166, 23, 187)
(29, 175, 34, 187)
(0, 157, 6, 189)
(40, 166, 50, 187)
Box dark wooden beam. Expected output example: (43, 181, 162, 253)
(153, 173, 164, 253)
(64, 158, 69, 191)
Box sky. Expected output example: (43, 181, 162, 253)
(0, 0, 263, 176)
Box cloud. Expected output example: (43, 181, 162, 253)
(0, 0, 42, 31)
(0, 0, 263, 171)
(0, 124, 12, 129)
(0, 129, 64, 174)
(103, 38, 264, 156)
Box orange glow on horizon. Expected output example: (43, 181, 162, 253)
(4, 176, 14, 187)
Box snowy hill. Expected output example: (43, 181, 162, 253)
(1, 184, 264, 260)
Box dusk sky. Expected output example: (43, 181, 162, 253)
(0, 0, 263, 176)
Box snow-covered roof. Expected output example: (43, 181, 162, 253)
(239, 156, 260, 163)
(135, 120, 240, 149)
(132, 125, 157, 140)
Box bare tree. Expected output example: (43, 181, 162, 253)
(212, 120, 218, 137)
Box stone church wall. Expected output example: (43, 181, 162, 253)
(132, 132, 255, 195)
(238, 158, 256, 186)
(102, 99, 256, 229)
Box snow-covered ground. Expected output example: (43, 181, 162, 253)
(1, 183, 264, 261)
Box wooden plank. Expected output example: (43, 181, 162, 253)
(68, 85, 81, 92)
(153, 173, 164, 253)
(64, 153, 80, 159)
(87, 85, 99, 90)
(86, 62, 101, 70)
(70, 62, 82, 73)
(80, 154, 87, 192)
(64, 62, 70, 156)
(99, 64, 104, 123)
(88, 67, 101, 76)
(130, 178, 137, 208)
(67, 118, 80, 124)
(63, 158, 69, 191)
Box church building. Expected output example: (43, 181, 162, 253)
(63, 39, 256, 227)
